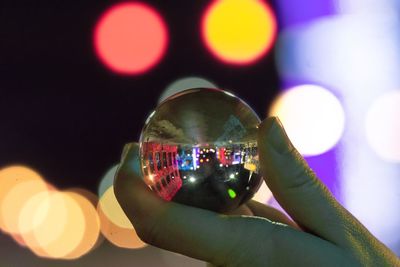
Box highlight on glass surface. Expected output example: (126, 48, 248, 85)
(159, 77, 218, 104)
(139, 88, 263, 212)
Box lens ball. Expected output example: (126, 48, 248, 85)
(139, 88, 262, 212)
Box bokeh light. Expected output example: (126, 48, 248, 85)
(0, 166, 45, 233)
(365, 91, 400, 162)
(28, 191, 86, 258)
(63, 190, 100, 259)
(202, 0, 277, 65)
(1, 179, 49, 235)
(98, 186, 147, 249)
(18, 190, 54, 253)
(94, 2, 168, 75)
(276, 15, 400, 90)
(252, 182, 272, 204)
(269, 85, 345, 156)
(98, 186, 131, 229)
(98, 164, 119, 198)
(158, 77, 217, 103)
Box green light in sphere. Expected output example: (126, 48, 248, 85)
(228, 189, 237, 199)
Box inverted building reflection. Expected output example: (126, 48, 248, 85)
(140, 141, 261, 212)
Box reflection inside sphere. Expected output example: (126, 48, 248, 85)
(139, 88, 262, 212)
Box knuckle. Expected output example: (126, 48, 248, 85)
(134, 219, 160, 246)
(286, 162, 317, 191)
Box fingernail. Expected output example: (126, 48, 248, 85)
(264, 117, 293, 154)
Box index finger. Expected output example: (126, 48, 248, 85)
(257, 117, 373, 248)
(114, 143, 248, 266)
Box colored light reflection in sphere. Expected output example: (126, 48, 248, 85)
(202, 0, 277, 65)
(94, 2, 168, 75)
(139, 88, 263, 212)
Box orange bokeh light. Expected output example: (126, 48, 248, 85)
(97, 186, 147, 249)
(0, 165, 46, 233)
(63, 190, 101, 259)
(94, 2, 168, 75)
(97, 203, 147, 249)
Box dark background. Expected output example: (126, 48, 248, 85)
(0, 0, 279, 193)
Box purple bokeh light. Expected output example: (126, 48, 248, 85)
(274, 0, 337, 27)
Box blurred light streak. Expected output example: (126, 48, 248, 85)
(202, 0, 277, 65)
(269, 85, 345, 156)
(276, 5, 400, 252)
(94, 2, 168, 75)
(159, 77, 217, 103)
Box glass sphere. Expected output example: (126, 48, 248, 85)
(139, 88, 262, 212)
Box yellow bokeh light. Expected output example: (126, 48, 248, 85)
(202, 0, 277, 64)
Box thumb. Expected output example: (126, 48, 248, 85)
(257, 117, 354, 246)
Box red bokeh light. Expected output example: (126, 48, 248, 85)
(94, 2, 168, 75)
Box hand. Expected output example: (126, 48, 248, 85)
(114, 117, 400, 266)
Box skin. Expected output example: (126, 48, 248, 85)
(114, 117, 400, 267)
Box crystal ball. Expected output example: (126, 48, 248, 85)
(139, 88, 262, 212)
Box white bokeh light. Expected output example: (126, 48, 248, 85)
(365, 90, 400, 162)
(269, 85, 345, 156)
(252, 182, 272, 204)
(158, 77, 217, 103)
(276, 9, 400, 251)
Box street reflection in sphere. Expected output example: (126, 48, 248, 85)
(139, 88, 263, 212)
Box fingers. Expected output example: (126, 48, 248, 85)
(246, 200, 299, 229)
(257, 117, 359, 246)
(113, 143, 251, 266)
(114, 143, 355, 266)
